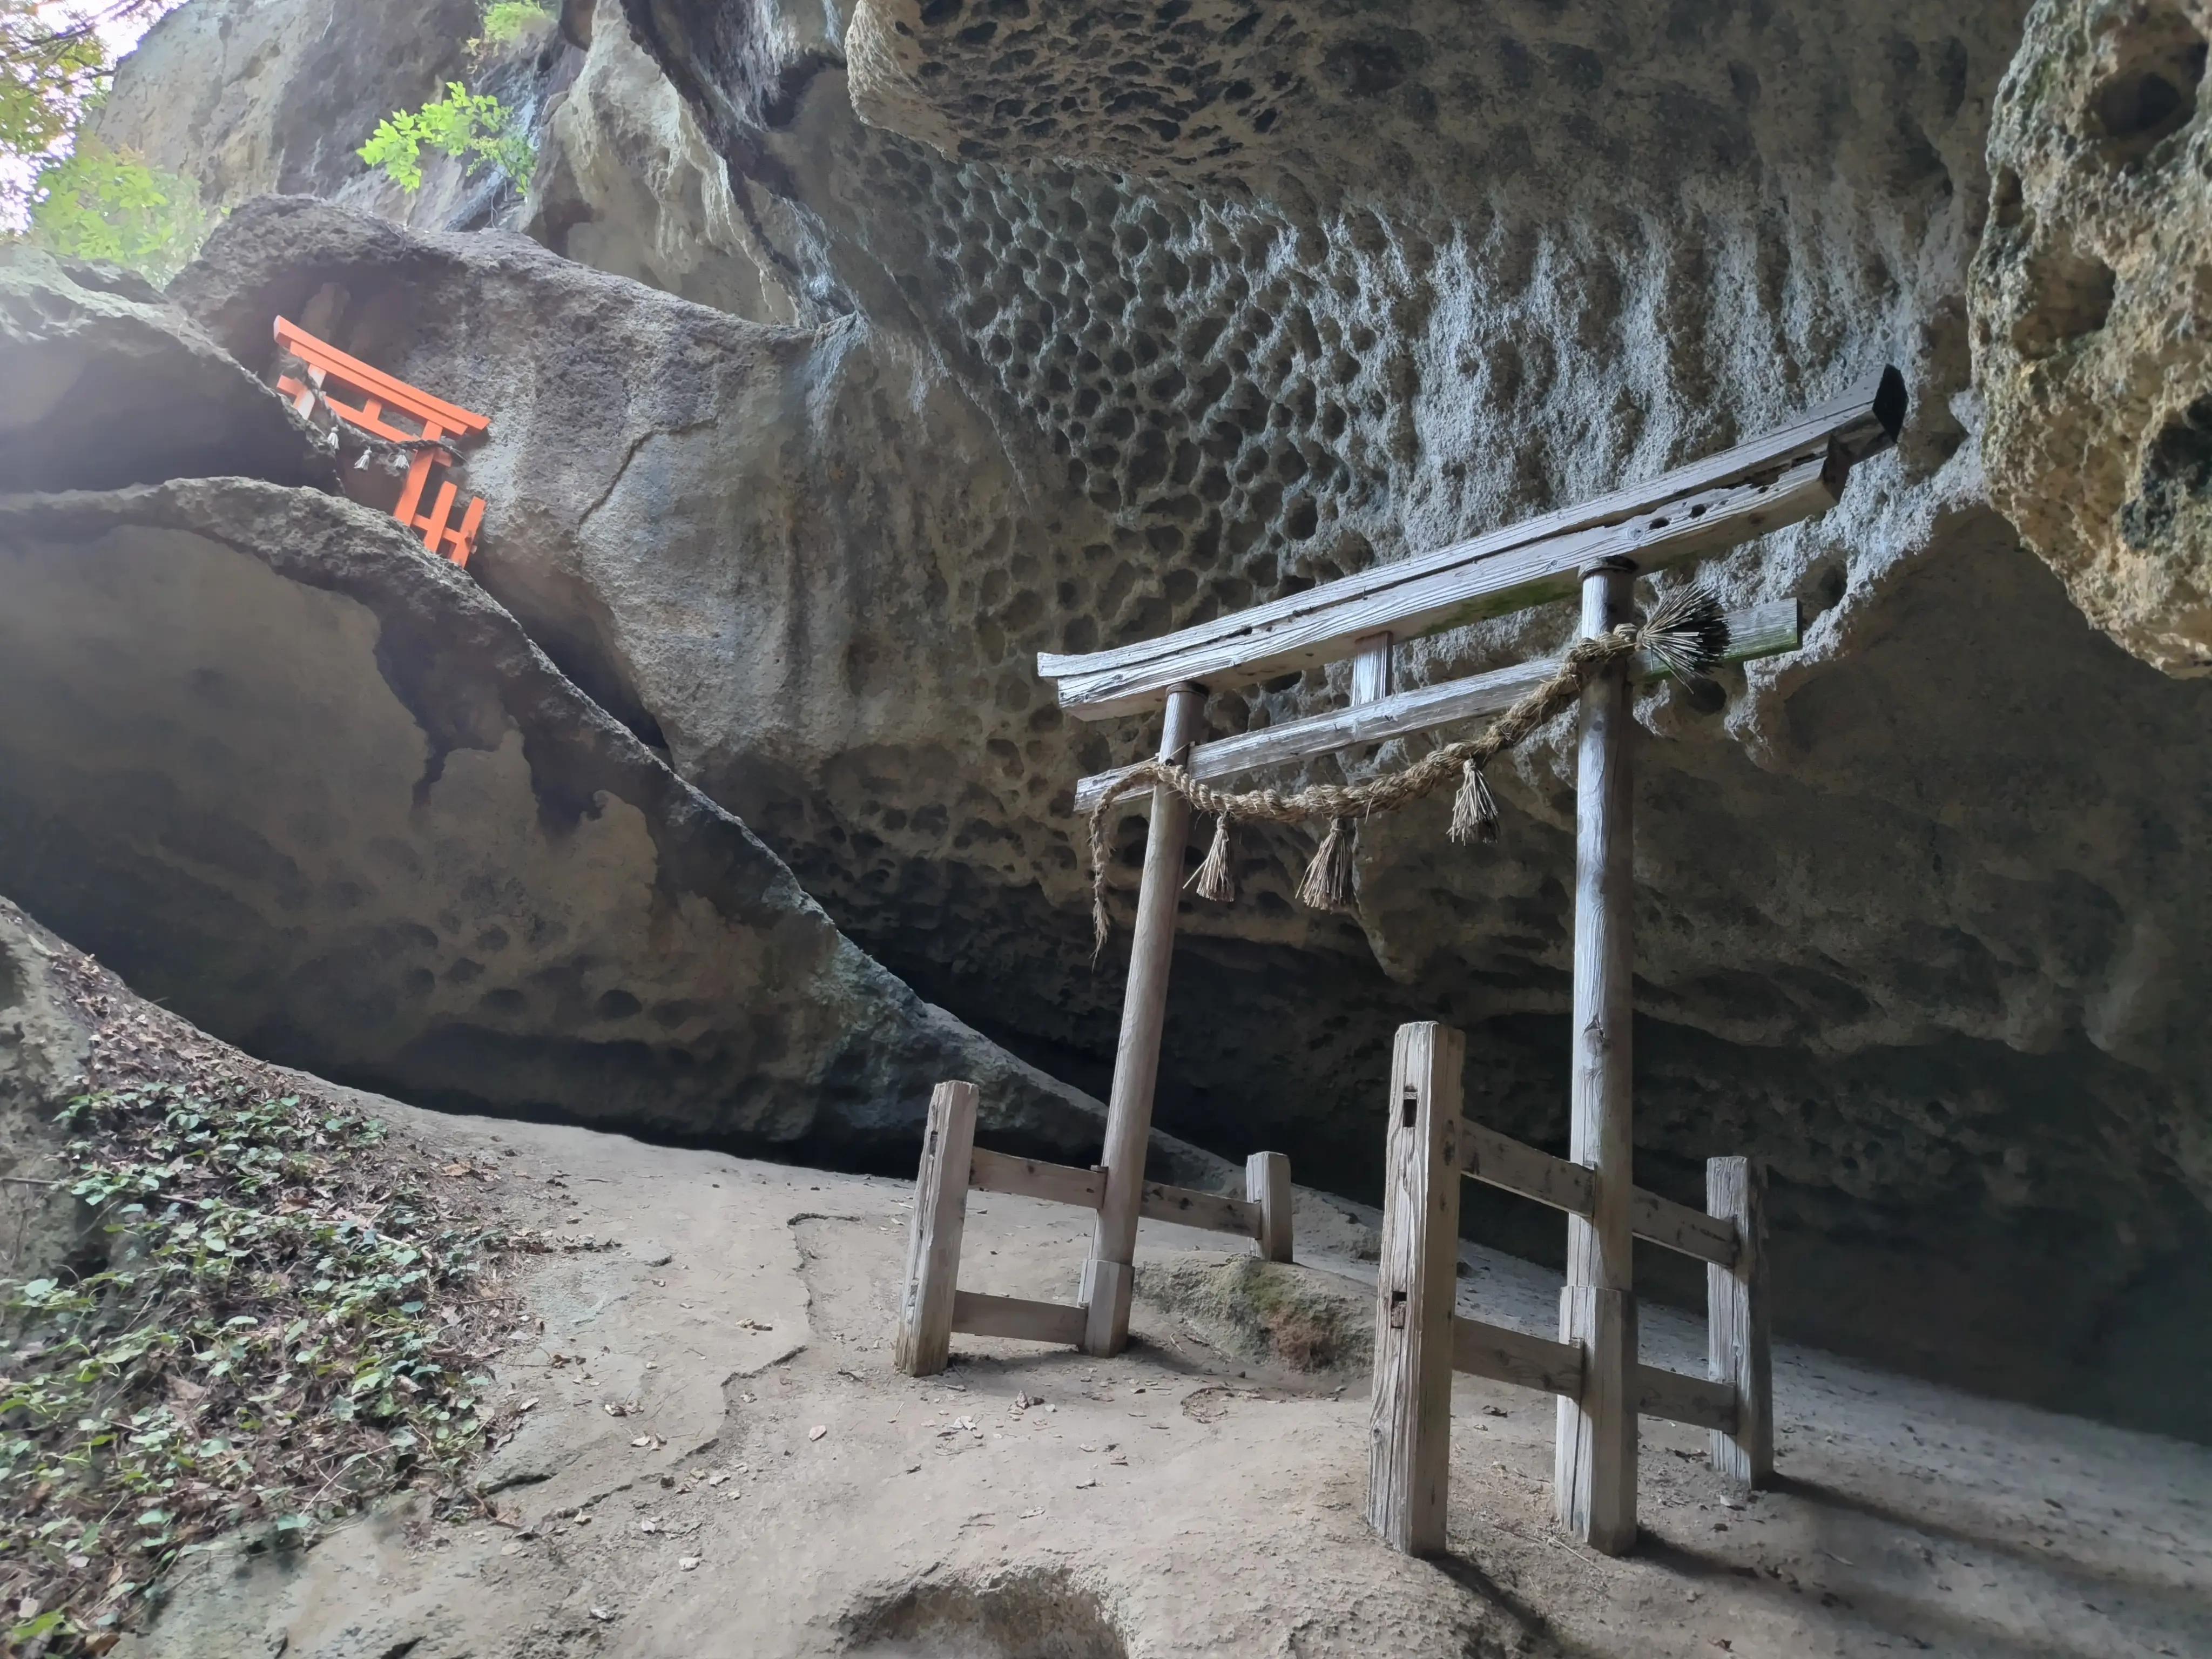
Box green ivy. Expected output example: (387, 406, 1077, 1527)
(359, 82, 535, 193)
(1, 1084, 510, 1651)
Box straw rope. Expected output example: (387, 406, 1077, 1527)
(1085, 586, 1729, 955)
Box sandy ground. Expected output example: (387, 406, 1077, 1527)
(119, 1100, 2212, 1659)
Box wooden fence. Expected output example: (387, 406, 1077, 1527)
(1367, 1022, 1770, 1555)
(893, 1081, 1293, 1374)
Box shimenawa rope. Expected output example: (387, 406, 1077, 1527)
(1086, 585, 1731, 956)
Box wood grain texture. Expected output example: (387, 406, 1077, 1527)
(1630, 1187, 1739, 1268)
(1081, 1257, 1132, 1356)
(1566, 564, 1637, 1296)
(1707, 1156, 1774, 1493)
(1351, 632, 1394, 704)
(1460, 1119, 1598, 1215)
(1367, 1022, 1465, 1557)
(1070, 601, 1799, 812)
(1137, 1179, 1263, 1237)
(1635, 1361, 1737, 1434)
(1047, 459, 1835, 717)
(1085, 686, 1204, 1356)
(950, 1290, 1087, 1346)
(968, 1147, 1103, 1210)
(1038, 368, 1900, 718)
(1247, 1150, 1294, 1262)
(1451, 1314, 1583, 1397)
(1557, 564, 1639, 1556)
(1555, 1285, 1639, 1554)
(893, 1081, 978, 1377)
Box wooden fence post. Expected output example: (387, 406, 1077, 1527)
(1247, 1151, 1293, 1263)
(1083, 684, 1206, 1356)
(894, 1081, 979, 1377)
(1707, 1155, 1772, 1492)
(1368, 1022, 1464, 1555)
(1555, 558, 1640, 1555)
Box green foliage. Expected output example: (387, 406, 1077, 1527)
(1, 1, 176, 223)
(359, 82, 534, 194)
(475, 1, 555, 49)
(23, 135, 213, 283)
(1, 1083, 509, 1651)
(0, 1, 101, 163)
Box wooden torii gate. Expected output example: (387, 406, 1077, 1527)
(1035, 367, 1905, 1548)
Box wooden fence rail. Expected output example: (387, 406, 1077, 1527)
(894, 1080, 1294, 1375)
(1368, 1023, 1772, 1556)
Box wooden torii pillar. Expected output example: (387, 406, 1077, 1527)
(1041, 367, 1905, 1532)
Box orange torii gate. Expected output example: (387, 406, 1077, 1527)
(273, 317, 491, 568)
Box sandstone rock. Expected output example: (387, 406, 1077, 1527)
(93, 0, 793, 315)
(0, 477, 1226, 1181)
(0, 899, 94, 1280)
(1972, 0, 2212, 676)
(522, 9, 804, 322)
(90, 0, 580, 238)
(0, 246, 330, 494)
(89, 0, 477, 212)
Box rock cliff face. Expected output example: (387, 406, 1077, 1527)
(91, 0, 799, 319)
(1972, 0, 2212, 676)
(523, 12, 804, 320)
(60, 0, 2212, 1433)
(0, 254, 1217, 1182)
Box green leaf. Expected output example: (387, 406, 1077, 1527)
(23, 136, 218, 285)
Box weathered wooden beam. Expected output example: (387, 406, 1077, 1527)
(1246, 1150, 1294, 1263)
(1040, 368, 1900, 718)
(1350, 631, 1394, 703)
(894, 1081, 979, 1377)
(1367, 1022, 1465, 1557)
(1630, 1187, 1740, 1270)
(1634, 1362, 1737, 1434)
(1461, 1119, 1598, 1215)
(968, 1147, 1103, 1210)
(1556, 562, 1639, 1556)
(1456, 1120, 1743, 1271)
(1048, 458, 1831, 718)
(950, 1290, 1086, 1347)
(1707, 1156, 1773, 1493)
(1451, 1314, 1584, 1397)
(1084, 685, 1205, 1357)
(1071, 600, 1799, 812)
(1137, 1178, 1262, 1237)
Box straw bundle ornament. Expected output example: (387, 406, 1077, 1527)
(1086, 585, 1731, 956)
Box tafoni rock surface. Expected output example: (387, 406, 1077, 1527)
(1973, 0, 2212, 675)
(28, 0, 2212, 1438)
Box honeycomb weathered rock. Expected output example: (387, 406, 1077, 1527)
(1972, 0, 2212, 675)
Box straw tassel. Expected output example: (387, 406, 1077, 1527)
(1191, 812, 1237, 902)
(1296, 816, 1360, 912)
(1448, 760, 1500, 846)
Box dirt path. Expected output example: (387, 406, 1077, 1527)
(120, 1098, 2212, 1658)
